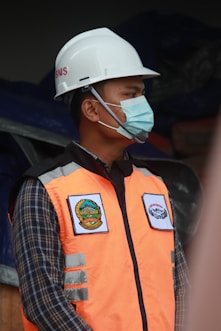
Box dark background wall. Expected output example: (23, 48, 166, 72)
(1, 0, 221, 84)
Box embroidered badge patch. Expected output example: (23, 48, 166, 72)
(68, 193, 109, 234)
(75, 199, 102, 230)
(142, 193, 174, 230)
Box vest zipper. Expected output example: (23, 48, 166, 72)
(113, 177, 148, 331)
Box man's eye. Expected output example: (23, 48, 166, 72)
(125, 93, 136, 98)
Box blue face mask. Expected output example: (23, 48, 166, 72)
(86, 85, 154, 143)
(97, 95, 154, 143)
(115, 95, 154, 141)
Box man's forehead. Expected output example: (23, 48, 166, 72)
(105, 76, 145, 89)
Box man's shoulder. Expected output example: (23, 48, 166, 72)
(8, 148, 73, 215)
(25, 149, 73, 178)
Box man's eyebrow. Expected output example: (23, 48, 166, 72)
(124, 85, 145, 93)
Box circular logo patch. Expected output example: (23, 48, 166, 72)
(148, 203, 168, 220)
(75, 199, 102, 230)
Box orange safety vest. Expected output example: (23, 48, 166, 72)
(21, 162, 175, 331)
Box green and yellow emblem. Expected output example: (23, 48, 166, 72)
(75, 199, 103, 230)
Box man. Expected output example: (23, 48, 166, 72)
(9, 27, 189, 331)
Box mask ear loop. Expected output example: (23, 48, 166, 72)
(82, 85, 144, 143)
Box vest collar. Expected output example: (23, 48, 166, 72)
(66, 141, 133, 178)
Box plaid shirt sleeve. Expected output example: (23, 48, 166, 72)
(12, 178, 92, 331)
(174, 230, 191, 331)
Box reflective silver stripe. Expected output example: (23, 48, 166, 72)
(65, 253, 86, 268)
(133, 165, 163, 181)
(65, 288, 88, 301)
(133, 165, 152, 177)
(0, 264, 19, 287)
(64, 270, 87, 285)
(39, 162, 81, 185)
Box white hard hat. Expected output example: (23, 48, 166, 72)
(54, 27, 160, 100)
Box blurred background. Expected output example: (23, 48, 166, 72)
(1, 0, 221, 83)
(1, 1, 221, 329)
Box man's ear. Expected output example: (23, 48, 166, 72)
(81, 99, 100, 122)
